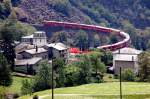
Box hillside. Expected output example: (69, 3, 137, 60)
(16, 0, 150, 50)
(1, 0, 150, 50)
(17, 0, 150, 28)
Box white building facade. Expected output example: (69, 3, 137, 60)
(33, 31, 47, 47)
(21, 31, 47, 47)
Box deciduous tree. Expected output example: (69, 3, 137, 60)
(0, 53, 12, 86)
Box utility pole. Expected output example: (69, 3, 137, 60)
(52, 57, 54, 99)
(120, 67, 122, 99)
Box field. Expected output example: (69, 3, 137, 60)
(18, 82, 150, 99)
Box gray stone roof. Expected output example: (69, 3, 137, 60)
(113, 47, 142, 55)
(46, 42, 69, 51)
(24, 48, 47, 55)
(15, 57, 42, 66)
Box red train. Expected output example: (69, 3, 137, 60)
(44, 21, 130, 51)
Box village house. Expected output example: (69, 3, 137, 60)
(15, 47, 48, 74)
(113, 47, 142, 75)
(15, 31, 70, 74)
(45, 42, 69, 59)
(18, 47, 48, 59)
(15, 57, 42, 74)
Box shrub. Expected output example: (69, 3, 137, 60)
(0, 87, 7, 99)
(33, 60, 53, 92)
(21, 79, 32, 95)
(33, 95, 38, 99)
(114, 75, 118, 79)
(122, 69, 135, 81)
(13, 93, 20, 99)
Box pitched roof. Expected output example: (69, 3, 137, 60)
(15, 57, 42, 66)
(46, 42, 68, 51)
(34, 31, 46, 34)
(24, 48, 47, 55)
(113, 47, 142, 55)
(15, 43, 35, 53)
(21, 34, 33, 39)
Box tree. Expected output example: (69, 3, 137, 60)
(0, 53, 12, 86)
(0, 23, 16, 71)
(8, 8, 17, 22)
(3, 0, 12, 12)
(64, 64, 81, 86)
(53, 58, 66, 87)
(58, 32, 67, 43)
(110, 34, 118, 44)
(122, 69, 135, 81)
(0, 0, 12, 19)
(101, 50, 113, 66)
(33, 60, 53, 92)
(88, 52, 106, 75)
(78, 55, 92, 84)
(21, 79, 32, 95)
(138, 52, 150, 82)
(75, 30, 89, 51)
(11, 0, 21, 7)
(93, 34, 100, 47)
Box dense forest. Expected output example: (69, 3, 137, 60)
(1, 0, 150, 50)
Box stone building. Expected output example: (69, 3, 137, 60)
(15, 47, 48, 74)
(113, 47, 142, 75)
(15, 57, 42, 74)
(19, 47, 48, 59)
(45, 42, 69, 59)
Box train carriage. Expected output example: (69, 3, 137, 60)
(44, 21, 130, 51)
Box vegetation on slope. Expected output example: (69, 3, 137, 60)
(14, 0, 150, 50)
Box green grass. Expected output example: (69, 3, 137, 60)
(9, 76, 31, 93)
(42, 95, 150, 99)
(0, 76, 31, 94)
(18, 82, 150, 99)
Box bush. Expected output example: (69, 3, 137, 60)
(33, 95, 38, 99)
(0, 87, 7, 99)
(21, 79, 32, 95)
(13, 93, 20, 99)
(33, 60, 53, 92)
(114, 74, 118, 79)
(122, 69, 135, 81)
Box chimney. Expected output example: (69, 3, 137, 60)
(132, 56, 134, 61)
(36, 46, 38, 52)
(119, 49, 120, 54)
